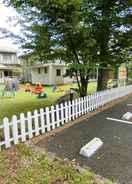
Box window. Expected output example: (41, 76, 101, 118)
(38, 68, 41, 74)
(3, 54, 11, 60)
(56, 69, 61, 76)
(44, 67, 48, 74)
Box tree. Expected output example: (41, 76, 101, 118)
(86, 0, 132, 90)
(3, 0, 132, 94)
(4, 0, 98, 97)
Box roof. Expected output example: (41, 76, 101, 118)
(0, 64, 21, 70)
(32, 63, 67, 68)
(0, 46, 17, 53)
(0, 64, 7, 69)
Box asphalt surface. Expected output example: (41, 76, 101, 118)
(36, 95, 132, 184)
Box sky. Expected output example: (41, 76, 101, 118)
(0, 2, 20, 49)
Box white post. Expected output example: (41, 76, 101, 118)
(60, 103, 64, 125)
(34, 110, 40, 136)
(12, 115, 19, 145)
(78, 98, 81, 116)
(56, 104, 60, 127)
(68, 101, 72, 121)
(65, 101, 68, 123)
(45, 107, 51, 131)
(86, 96, 89, 112)
(3, 117, 11, 148)
(51, 106, 55, 129)
(72, 100, 75, 120)
(75, 99, 78, 118)
(20, 113, 26, 142)
(27, 112, 33, 139)
(81, 98, 84, 115)
(84, 96, 87, 114)
(40, 108, 45, 134)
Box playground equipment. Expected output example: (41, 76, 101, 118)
(37, 92, 48, 99)
(25, 83, 31, 92)
(32, 83, 44, 94)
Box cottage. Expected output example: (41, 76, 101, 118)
(0, 46, 21, 81)
(22, 59, 73, 85)
(31, 63, 73, 85)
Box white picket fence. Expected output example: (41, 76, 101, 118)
(0, 85, 132, 150)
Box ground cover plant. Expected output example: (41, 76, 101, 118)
(0, 143, 115, 184)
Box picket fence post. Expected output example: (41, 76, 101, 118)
(60, 103, 64, 125)
(34, 110, 40, 136)
(27, 111, 33, 139)
(3, 117, 11, 148)
(65, 102, 68, 123)
(40, 108, 45, 134)
(51, 106, 55, 129)
(20, 113, 26, 142)
(45, 107, 50, 131)
(68, 101, 72, 121)
(56, 104, 60, 127)
(12, 115, 19, 145)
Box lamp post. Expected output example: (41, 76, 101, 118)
(96, 63, 99, 82)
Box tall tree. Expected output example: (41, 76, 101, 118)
(88, 0, 132, 90)
(3, 0, 132, 93)
(4, 0, 98, 97)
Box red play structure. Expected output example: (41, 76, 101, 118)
(32, 83, 44, 94)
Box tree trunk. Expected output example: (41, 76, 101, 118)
(97, 68, 106, 91)
(97, 67, 115, 91)
(79, 77, 88, 97)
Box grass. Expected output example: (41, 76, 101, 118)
(0, 82, 116, 184)
(0, 82, 97, 123)
(0, 143, 116, 184)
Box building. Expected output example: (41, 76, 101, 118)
(0, 46, 21, 80)
(22, 60, 73, 85)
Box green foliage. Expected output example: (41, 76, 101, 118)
(3, 0, 132, 92)
(15, 144, 33, 157)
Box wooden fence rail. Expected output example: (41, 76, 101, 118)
(0, 85, 132, 150)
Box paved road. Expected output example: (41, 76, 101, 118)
(36, 95, 132, 184)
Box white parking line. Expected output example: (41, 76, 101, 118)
(107, 117, 132, 125)
(127, 104, 132, 107)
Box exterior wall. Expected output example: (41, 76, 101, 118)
(31, 66, 50, 84)
(51, 65, 64, 84)
(0, 52, 18, 65)
(31, 64, 73, 85)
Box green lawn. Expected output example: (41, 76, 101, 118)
(0, 82, 97, 123)
(0, 143, 115, 184)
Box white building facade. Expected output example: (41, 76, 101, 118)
(31, 63, 73, 85)
(22, 60, 73, 85)
(0, 46, 21, 80)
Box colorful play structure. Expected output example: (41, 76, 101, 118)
(25, 83, 48, 99)
(32, 83, 44, 94)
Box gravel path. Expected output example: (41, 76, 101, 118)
(36, 95, 132, 184)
